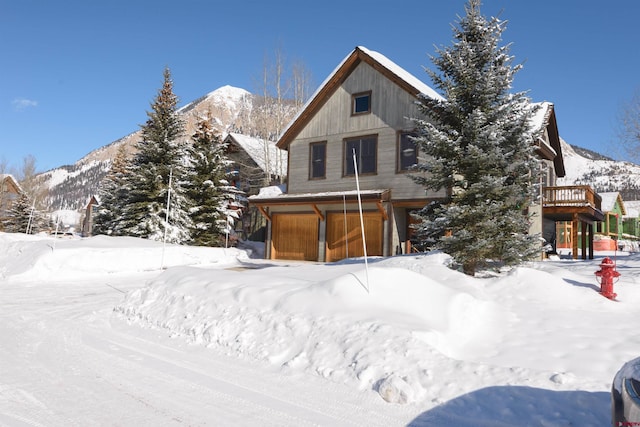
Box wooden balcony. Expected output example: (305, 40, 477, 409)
(542, 185, 604, 223)
(543, 185, 604, 260)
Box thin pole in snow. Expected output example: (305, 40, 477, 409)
(343, 194, 349, 259)
(225, 216, 230, 249)
(26, 198, 36, 234)
(51, 200, 63, 251)
(352, 149, 370, 293)
(161, 167, 173, 270)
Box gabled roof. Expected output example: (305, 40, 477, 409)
(530, 102, 565, 178)
(623, 200, 640, 218)
(224, 133, 287, 176)
(599, 191, 626, 215)
(0, 174, 22, 193)
(276, 46, 443, 149)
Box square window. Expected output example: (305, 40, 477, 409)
(398, 132, 417, 172)
(352, 91, 371, 115)
(310, 142, 326, 179)
(344, 136, 377, 176)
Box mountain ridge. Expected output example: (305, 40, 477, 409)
(36, 88, 640, 214)
(38, 85, 274, 211)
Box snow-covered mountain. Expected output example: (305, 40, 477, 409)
(558, 138, 640, 200)
(37, 87, 640, 216)
(38, 86, 280, 211)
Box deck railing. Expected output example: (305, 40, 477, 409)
(542, 185, 602, 210)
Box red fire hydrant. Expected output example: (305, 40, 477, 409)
(595, 257, 620, 300)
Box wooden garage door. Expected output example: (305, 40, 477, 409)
(326, 212, 383, 262)
(271, 213, 319, 261)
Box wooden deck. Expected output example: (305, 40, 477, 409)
(542, 185, 604, 259)
(543, 185, 604, 223)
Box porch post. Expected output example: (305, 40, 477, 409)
(588, 222, 594, 260)
(581, 220, 587, 260)
(571, 213, 579, 260)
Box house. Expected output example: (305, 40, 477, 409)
(533, 108, 604, 259)
(623, 200, 640, 241)
(80, 195, 99, 237)
(250, 46, 602, 262)
(575, 191, 627, 251)
(0, 174, 22, 230)
(223, 133, 287, 240)
(223, 133, 287, 192)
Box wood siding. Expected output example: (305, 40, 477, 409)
(286, 61, 446, 201)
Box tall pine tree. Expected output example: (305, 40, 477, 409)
(93, 143, 130, 236)
(411, 0, 539, 276)
(1, 192, 47, 234)
(185, 113, 243, 246)
(118, 67, 193, 243)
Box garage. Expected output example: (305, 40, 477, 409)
(326, 212, 383, 262)
(270, 213, 319, 261)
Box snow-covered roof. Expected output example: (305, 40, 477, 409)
(529, 102, 554, 137)
(277, 46, 443, 149)
(599, 192, 624, 213)
(624, 200, 640, 218)
(0, 174, 22, 192)
(360, 46, 443, 102)
(225, 133, 287, 176)
(250, 187, 389, 202)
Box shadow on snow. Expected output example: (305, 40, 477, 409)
(407, 385, 609, 427)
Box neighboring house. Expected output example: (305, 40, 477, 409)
(223, 133, 287, 240)
(534, 106, 604, 259)
(0, 174, 22, 230)
(623, 200, 640, 241)
(594, 192, 626, 246)
(250, 46, 601, 262)
(223, 133, 287, 192)
(80, 195, 99, 237)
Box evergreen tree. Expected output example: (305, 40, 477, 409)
(93, 143, 130, 236)
(411, 0, 539, 276)
(2, 192, 47, 233)
(118, 67, 193, 243)
(186, 113, 243, 246)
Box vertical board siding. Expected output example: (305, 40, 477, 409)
(271, 213, 319, 261)
(325, 212, 383, 262)
(287, 61, 444, 200)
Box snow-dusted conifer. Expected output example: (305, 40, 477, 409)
(411, 0, 539, 276)
(93, 143, 130, 236)
(2, 192, 46, 233)
(118, 68, 193, 243)
(185, 113, 243, 246)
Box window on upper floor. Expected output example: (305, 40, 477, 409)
(309, 141, 327, 179)
(344, 135, 377, 176)
(397, 132, 418, 172)
(351, 91, 371, 115)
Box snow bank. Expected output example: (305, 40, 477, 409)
(2, 231, 636, 424)
(114, 256, 508, 404)
(0, 233, 249, 280)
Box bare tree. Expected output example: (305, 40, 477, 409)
(15, 155, 48, 209)
(251, 47, 314, 184)
(292, 60, 313, 109)
(618, 88, 640, 162)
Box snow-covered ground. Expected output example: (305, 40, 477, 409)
(1, 232, 638, 426)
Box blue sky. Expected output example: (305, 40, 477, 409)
(2, 0, 639, 172)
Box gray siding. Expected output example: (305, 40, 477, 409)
(287, 61, 446, 201)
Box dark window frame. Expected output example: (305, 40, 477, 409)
(351, 91, 372, 116)
(343, 135, 378, 177)
(397, 131, 418, 173)
(309, 141, 327, 180)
